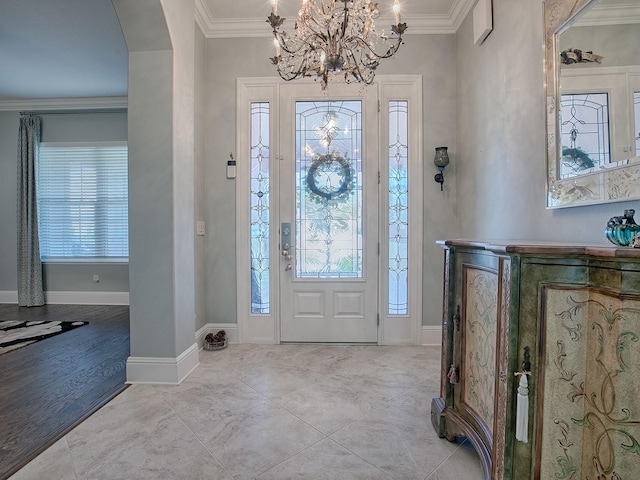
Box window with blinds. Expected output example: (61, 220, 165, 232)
(37, 142, 129, 260)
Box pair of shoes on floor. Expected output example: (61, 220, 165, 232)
(205, 330, 226, 344)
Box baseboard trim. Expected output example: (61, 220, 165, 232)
(46, 291, 129, 305)
(421, 325, 443, 346)
(0, 290, 129, 305)
(198, 323, 437, 346)
(198, 323, 438, 347)
(196, 323, 238, 348)
(0, 291, 18, 303)
(126, 342, 200, 385)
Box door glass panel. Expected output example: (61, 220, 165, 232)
(388, 100, 408, 315)
(295, 101, 362, 279)
(560, 92, 611, 178)
(250, 102, 270, 313)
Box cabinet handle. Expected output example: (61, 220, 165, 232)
(514, 346, 531, 376)
(447, 364, 459, 384)
(453, 305, 460, 332)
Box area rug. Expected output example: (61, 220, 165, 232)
(0, 320, 88, 355)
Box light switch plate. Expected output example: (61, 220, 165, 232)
(196, 220, 206, 236)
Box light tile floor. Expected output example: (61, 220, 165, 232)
(11, 344, 484, 480)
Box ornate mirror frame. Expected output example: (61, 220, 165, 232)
(544, 0, 640, 208)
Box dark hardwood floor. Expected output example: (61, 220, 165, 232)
(0, 304, 129, 480)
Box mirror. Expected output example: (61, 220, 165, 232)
(545, 0, 640, 208)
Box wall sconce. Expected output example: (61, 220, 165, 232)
(433, 146, 450, 191)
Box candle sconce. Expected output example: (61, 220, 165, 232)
(433, 146, 449, 191)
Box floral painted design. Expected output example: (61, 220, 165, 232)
(540, 289, 640, 479)
(463, 268, 498, 433)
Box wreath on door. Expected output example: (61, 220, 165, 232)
(305, 153, 353, 202)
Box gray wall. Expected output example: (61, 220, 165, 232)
(194, 24, 207, 331)
(455, 0, 639, 243)
(40, 112, 127, 143)
(204, 35, 458, 327)
(115, 0, 197, 359)
(0, 112, 20, 292)
(0, 111, 129, 294)
(205, 38, 268, 326)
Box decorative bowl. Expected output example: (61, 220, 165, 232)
(203, 339, 227, 351)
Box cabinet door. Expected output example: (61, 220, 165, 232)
(459, 264, 499, 444)
(434, 249, 514, 480)
(537, 285, 640, 479)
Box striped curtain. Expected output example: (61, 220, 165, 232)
(17, 114, 45, 307)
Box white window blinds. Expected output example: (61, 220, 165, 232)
(37, 142, 128, 260)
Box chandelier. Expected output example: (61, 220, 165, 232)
(267, 0, 407, 90)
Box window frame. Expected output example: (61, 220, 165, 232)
(37, 141, 129, 263)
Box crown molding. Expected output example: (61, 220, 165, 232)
(0, 96, 127, 112)
(195, 0, 475, 38)
(574, 3, 640, 26)
(194, 0, 215, 36)
(449, 0, 477, 33)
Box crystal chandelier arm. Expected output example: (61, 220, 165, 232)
(266, 0, 407, 90)
(276, 31, 328, 56)
(356, 35, 403, 59)
(342, 48, 375, 84)
(272, 4, 329, 56)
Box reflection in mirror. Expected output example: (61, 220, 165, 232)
(545, 0, 640, 207)
(559, 92, 610, 177)
(558, 0, 640, 178)
(636, 92, 640, 153)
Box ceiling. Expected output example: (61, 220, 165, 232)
(0, 0, 475, 103)
(1, 0, 637, 104)
(0, 0, 127, 102)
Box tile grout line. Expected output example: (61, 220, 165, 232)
(241, 365, 395, 478)
(252, 436, 328, 479)
(327, 434, 396, 480)
(422, 439, 469, 479)
(64, 436, 81, 480)
(158, 374, 333, 480)
(156, 387, 237, 480)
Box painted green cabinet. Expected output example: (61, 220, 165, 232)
(431, 240, 640, 480)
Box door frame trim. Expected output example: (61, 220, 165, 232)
(236, 76, 423, 345)
(378, 78, 424, 345)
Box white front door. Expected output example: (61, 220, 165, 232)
(278, 84, 379, 343)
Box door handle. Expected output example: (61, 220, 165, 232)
(281, 223, 293, 271)
(281, 222, 291, 251)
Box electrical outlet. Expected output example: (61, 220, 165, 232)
(196, 220, 206, 236)
(92, 275, 100, 283)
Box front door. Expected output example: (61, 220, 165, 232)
(278, 84, 379, 343)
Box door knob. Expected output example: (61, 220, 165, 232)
(285, 264, 292, 271)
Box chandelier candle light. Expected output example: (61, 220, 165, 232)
(267, 0, 407, 90)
